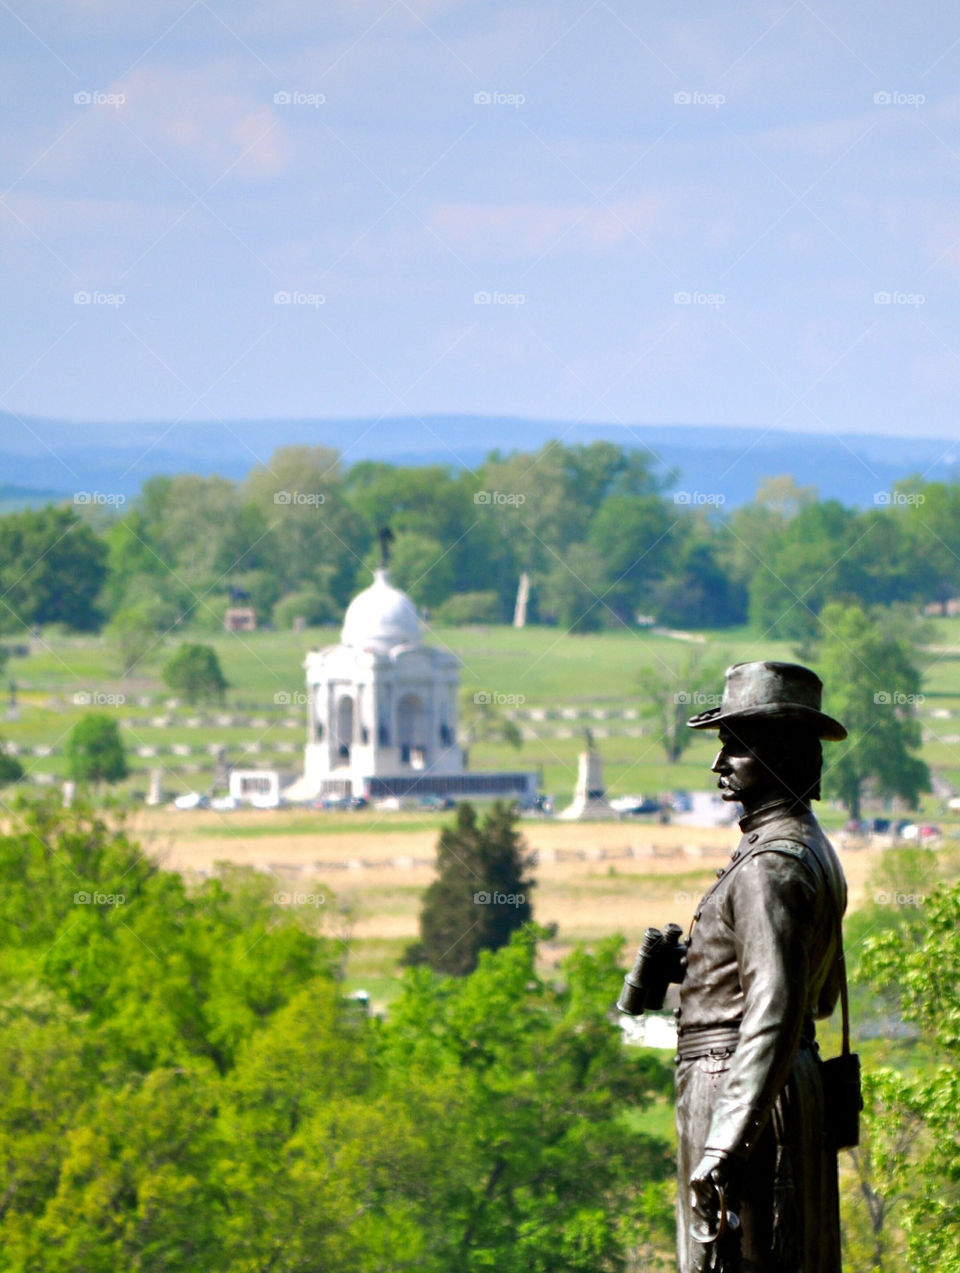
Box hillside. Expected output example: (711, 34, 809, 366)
(2, 412, 955, 508)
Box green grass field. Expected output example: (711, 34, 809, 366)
(7, 620, 960, 807)
(7, 619, 960, 812)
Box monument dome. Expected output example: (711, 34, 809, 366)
(341, 568, 421, 653)
(286, 547, 537, 807)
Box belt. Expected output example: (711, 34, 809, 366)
(676, 1025, 740, 1060)
(676, 1024, 817, 1062)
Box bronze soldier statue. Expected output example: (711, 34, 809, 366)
(621, 662, 850, 1272)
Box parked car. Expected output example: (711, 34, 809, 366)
(173, 792, 208, 810)
(898, 822, 942, 842)
(417, 794, 455, 810)
(313, 794, 369, 810)
(610, 795, 662, 816)
(373, 796, 404, 812)
(313, 794, 351, 810)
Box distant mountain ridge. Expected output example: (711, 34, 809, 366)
(1, 412, 955, 509)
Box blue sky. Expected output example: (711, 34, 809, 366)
(3, 0, 960, 438)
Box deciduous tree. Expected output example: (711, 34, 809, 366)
(814, 602, 929, 818)
(162, 643, 229, 705)
(0, 506, 106, 632)
(66, 713, 128, 786)
(637, 647, 727, 764)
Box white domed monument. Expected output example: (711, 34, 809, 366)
(285, 534, 539, 805)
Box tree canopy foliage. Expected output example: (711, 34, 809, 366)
(0, 506, 106, 633)
(66, 713, 129, 786)
(162, 643, 229, 705)
(8, 446, 960, 643)
(858, 879, 960, 1272)
(0, 799, 674, 1272)
(813, 603, 930, 818)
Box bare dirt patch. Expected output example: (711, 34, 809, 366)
(131, 810, 884, 944)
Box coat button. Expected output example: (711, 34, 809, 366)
(716, 868, 724, 878)
(674, 1007, 682, 1019)
(694, 910, 702, 921)
(748, 833, 759, 843)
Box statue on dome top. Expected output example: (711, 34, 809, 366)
(377, 525, 394, 569)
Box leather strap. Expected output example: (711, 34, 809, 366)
(793, 832, 849, 1056)
(839, 946, 851, 1057)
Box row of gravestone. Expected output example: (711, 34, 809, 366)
(515, 706, 955, 723)
(74, 703, 647, 727)
(71, 695, 302, 711)
(74, 694, 645, 719)
(132, 741, 301, 758)
(2, 741, 300, 759)
(3, 728, 655, 759)
(30, 767, 214, 785)
(119, 716, 648, 740)
(119, 716, 302, 730)
(65, 694, 958, 725)
(517, 725, 647, 740)
(510, 707, 641, 721)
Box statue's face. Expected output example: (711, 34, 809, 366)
(711, 724, 784, 806)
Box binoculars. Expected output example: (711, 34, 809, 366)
(617, 923, 687, 1014)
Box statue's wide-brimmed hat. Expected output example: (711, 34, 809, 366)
(686, 661, 847, 741)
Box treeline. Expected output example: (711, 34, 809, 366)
(0, 799, 674, 1271)
(3, 442, 960, 645)
(1, 807, 958, 1270)
(838, 851, 960, 1272)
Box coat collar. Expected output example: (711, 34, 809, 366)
(738, 796, 811, 835)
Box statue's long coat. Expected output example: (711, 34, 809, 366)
(675, 800, 847, 1273)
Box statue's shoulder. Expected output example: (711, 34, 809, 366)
(750, 813, 844, 909)
(749, 810, 827, 877)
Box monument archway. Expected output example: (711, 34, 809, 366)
(335, 695, 354, 763)
(397, 692, 427, 767)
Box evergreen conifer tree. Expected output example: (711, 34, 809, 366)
(405, 801, 533, 975)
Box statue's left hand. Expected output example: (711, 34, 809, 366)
(689, 1151, 732, 1223)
